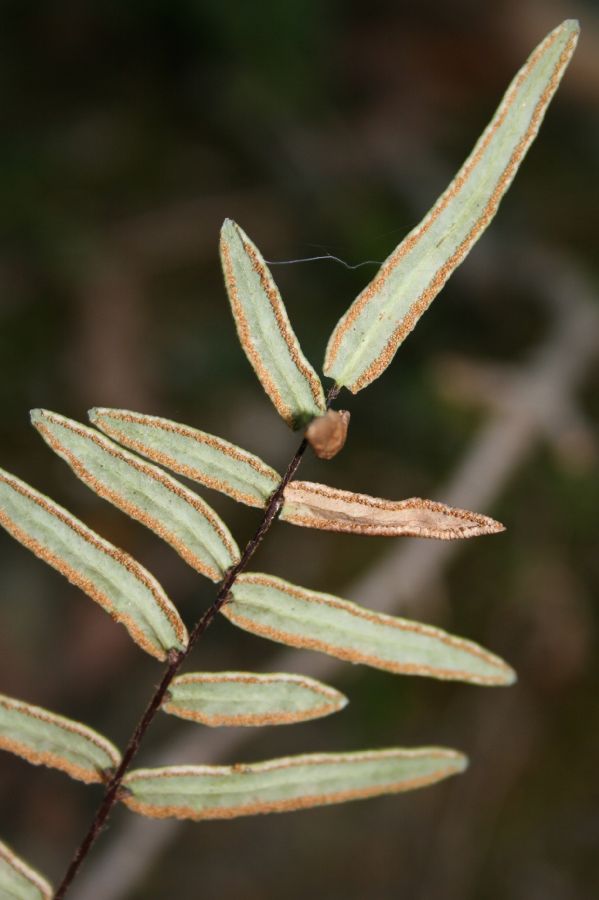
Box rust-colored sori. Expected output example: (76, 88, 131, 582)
(220, 219, 326, 428)
(324, 21, 579, 392)
(0, 695, 120, 784)
(0, 840, 53, 899)
(121, 749, 465, 820)
(33, 412, 239, 581)
(0, 21, 579, 897)
(224, 573, 515, 685)
(90, 408, 280, 508)
(162, 672, 345, 727)
(0, 470, 187, 660)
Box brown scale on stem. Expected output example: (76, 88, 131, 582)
(305, 410, 350, 460)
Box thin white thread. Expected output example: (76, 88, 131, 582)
(265, 253, 382, 270)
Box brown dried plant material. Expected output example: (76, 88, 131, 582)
(281, 481, 504, 539)
(305, 410, 351, 460)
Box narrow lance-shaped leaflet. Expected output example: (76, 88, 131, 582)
(32, 409, 240, 582)
(220, 219, 326, 428)
(223, 573, 516, 685)
(121, 747, 467, 820)
(324, 20, 579, 392)
(0, 467, 187, 660)
(0, 693, 121, 784)
(281, 480, 504, 539)
(163, 671, 348, 727)
(0, 839, 53, 900)
(89, 407, 280, 509)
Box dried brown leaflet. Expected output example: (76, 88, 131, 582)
(281, 481, 504, 538)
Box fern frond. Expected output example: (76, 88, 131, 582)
(162, 671, 347, 727)
(121, 748, 467, 820)
(0, 466, 188, 660)
(32, 409, 240, 581)
(0, 693, 120, 784)
(223, 573, 516, 686)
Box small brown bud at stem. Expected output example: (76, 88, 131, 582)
(305, 410, 350, 460)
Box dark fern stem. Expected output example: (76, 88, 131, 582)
(53, 384, 341, 899)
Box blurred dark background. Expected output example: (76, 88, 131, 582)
(0, 1, 598, 898)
